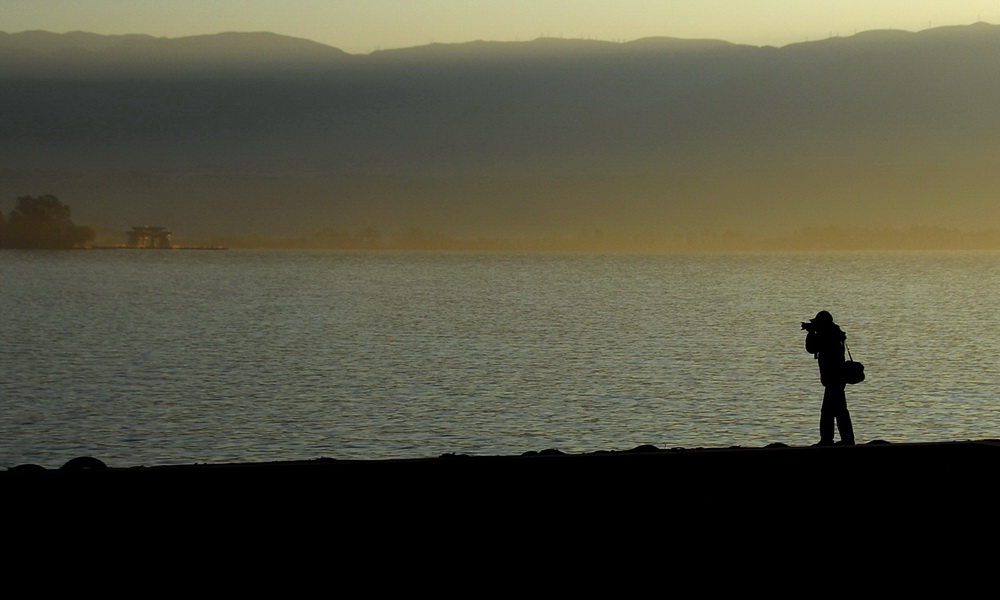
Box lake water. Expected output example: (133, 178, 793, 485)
(2, 249, 998, 469)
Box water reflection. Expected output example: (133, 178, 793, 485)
(2, 250, 999, 467)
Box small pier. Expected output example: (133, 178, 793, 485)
(126, 226, 174, 249)
(117, 226, 226, 250)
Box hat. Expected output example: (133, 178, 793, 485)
(812, 310, 833, 324)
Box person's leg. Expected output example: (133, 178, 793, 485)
(836, 406, 855, 444)
(828, 384, 854, 444)
(836, 412, 855, 444)
(819, 387, 836, 444)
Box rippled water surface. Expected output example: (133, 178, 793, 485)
(2, 249, 998, 468)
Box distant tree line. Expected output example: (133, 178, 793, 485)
(0, 195, 95, 249)
(192, 224, 1000, 252)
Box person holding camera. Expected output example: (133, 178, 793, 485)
(803, 310, 855, 446)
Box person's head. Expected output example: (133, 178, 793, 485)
(813, 310, 833, 324)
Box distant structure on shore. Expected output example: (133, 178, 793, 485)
(126, 226, 174, 249)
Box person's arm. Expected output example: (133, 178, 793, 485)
(805, 332, 819, 354)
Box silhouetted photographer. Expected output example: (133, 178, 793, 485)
(803, 310, 855, 445)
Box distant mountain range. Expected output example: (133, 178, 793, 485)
(2, 25, 999, 241)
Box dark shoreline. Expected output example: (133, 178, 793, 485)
(7, 439, 997, 489)
(7, 440, 997, 538)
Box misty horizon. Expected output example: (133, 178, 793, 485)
(2, 24, 999, 248)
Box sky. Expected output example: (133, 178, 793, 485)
(4, 0, 1000, 54)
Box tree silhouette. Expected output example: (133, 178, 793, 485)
(0, 195, 95, 249)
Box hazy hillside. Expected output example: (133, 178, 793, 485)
(1, 25, 999, 243)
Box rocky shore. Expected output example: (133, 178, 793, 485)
(6, 439, 996, 551)
(7, 439, 997, 499)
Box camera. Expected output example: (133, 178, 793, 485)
(801, 321, 817, 332)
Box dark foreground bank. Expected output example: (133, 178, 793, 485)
(6, 439, 997, 498)
(6, 440, 998, 549)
